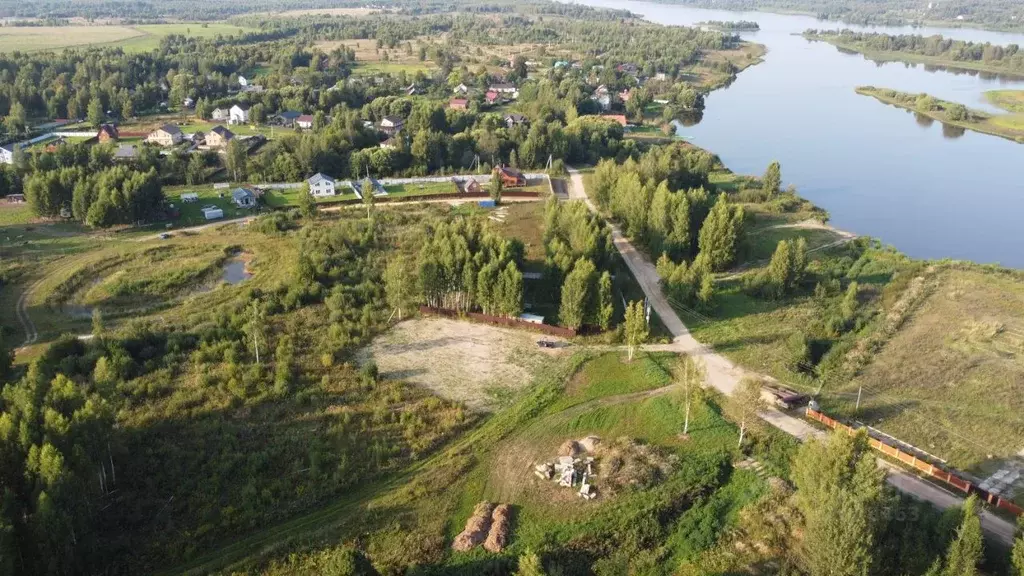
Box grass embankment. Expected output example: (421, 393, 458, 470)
(986, 89, 1024, 113)
(856, 86, 1024, 143)
(804, 33, 1024, 78)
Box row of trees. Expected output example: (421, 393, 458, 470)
(23, 165, 163, 227)
(416, 219, 525, 318)
(808, 29, 1024, 73)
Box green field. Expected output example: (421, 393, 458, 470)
(351, 61, 433, 75)
(165, 185, 258, 226)
(0, 23, 252, 53)
(986, 89, 1024, 113)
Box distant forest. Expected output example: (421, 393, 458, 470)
(647, 0, 1024, 30)
(0, 0, 633, 22)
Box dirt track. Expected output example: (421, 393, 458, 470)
(565, 167, 1017, 545)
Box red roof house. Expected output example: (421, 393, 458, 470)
(485, 90, 500, 104)
(600, 114, 628, 127)
(449, 98, 469, 110)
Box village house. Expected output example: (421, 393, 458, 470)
(489, 83, 519, 99)
(114, 144, 138, 161)
(231, 187, 257, 208)
(229, 105, 250, 125)
(0, 144, 15, 164)
(619, 88, 633, 103)
(591, 85, 613, 112)
(296, 114, 314, 130)
(453, 83, 470, 95)
(380, 115, 404, 135)
(146, 124, 183, 147)
(449, 98, 469, 111)
(276, 110, 302, 127)
(5, 193, 25, 203)
(183, 97, 195, 108)
(495, 165, 526, 188)
(379, 137, 398, 150)
(211, 108, 230, 122)
(206, 125, 235, 148)
(44, 137, 67, 152)
(307, 173, 336, 197)
(485, 90, 501, 105)
(97, 123, 119, 143)
(504, 113, 528, 129)
(600, 114, 629, 127)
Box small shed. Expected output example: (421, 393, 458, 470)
(180, 193, 200, 203)
(202, 207, 224, 220)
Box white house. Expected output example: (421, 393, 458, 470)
(0, 144, 16, 165)
(211, 108, 230, 122)
(229, 105, 250, 125)
(380, 115, 404, 135)
(296, 114, 314, 130)
(231, 188, 257, 208)
(453, 83, 469, 95)
(238, 76, 248, 87)
(489, 83, 519, 99)
(307, 173, 336, 197)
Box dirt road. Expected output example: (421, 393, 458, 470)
(566, 167, 1017, 545)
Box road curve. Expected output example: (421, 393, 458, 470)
(565, 167, 1017, 545)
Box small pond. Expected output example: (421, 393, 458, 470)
(222, 257, 252, 285)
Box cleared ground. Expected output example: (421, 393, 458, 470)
(359, 317, 565, 411)
(0, 23, 251, 53)
(831, 266, 1024, 476)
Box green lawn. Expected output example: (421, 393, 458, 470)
(181, 120, 278, 137)
(262, 188, 358, 208)
(986, 89, 1024, 113)
(386, 181, 459, 197)
(0, 204, 35, 226)
(351, 61, 433, 75)
(0, 22, 252, 53)
(165, 186, 256, 226)
(115, 24, 252, 52)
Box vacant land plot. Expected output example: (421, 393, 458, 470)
(270, 7, 381, 17)
(359, 317, 565, 411)
(829, 266, 1024, 475)
(0, 25, 144, 52)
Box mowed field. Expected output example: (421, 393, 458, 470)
(830, 266, 1024, 475)
(0, 23, 251, 53)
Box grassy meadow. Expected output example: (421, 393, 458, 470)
(986, 89, 1024, 113)
(0, 22, 251, 53)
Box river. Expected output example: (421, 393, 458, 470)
(574, 0, 1024, 268)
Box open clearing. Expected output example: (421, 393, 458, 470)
(268, 7, 381, 17)
(829, 266, 1024, 476)
(358, 317, 565, 411)
(0, 23, 251, 53)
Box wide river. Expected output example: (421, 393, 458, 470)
(574, 0, 1024, 267)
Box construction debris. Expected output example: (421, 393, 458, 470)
(452, 501, 494, 551)
(532, 437, 603, 500)
(483, 504, 512, 553)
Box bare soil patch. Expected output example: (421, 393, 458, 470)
(359, 317, 564, 411)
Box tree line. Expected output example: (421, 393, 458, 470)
(806, 29, 1024, 73)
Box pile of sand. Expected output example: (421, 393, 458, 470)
(483, 504, 512, 553)
(452, 501, 494, 551)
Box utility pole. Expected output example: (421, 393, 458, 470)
(855, 385, 863, 411)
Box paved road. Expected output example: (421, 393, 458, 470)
(566, 167, 1017, 545)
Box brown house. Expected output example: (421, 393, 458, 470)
(495, 166, 526, 188)
(206, 125, 235, 148)
(97, 124, 119, 143)
(449, 98, 469, 110)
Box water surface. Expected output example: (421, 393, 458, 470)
(575, 0, 1024, 267)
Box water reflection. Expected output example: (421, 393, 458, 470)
(941, 123, 967, 139)
(914, 112, 934, 128)
(676, 111, 705, 127)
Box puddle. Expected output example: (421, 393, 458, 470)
(222, 257, 252, 285)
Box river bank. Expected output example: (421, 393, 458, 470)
(803, 31, 1024, 79)
(856, 86, 1024, 143)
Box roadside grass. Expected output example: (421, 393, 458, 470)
(0, 204, 35, 226)
(551, 350, 676, 411)
(826, 265, 1024, 475)
(986, 89, 1024, 113)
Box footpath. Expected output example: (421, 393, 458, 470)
(565, 167, 1017, 545)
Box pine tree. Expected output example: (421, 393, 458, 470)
(515, 549, 546, 576)
(624, 300, 648, 361)
(490, 172, 503, 205)
(763, 161, 782, 198)
(942, 495, 983, 576)
(597, 271, 614, 331)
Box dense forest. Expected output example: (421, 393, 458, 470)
(651, 0, 1024, 29)
(804, 29, 1024, 74)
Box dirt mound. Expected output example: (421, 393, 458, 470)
(559, 440, 581, 457)
(452, 501, 494, 551)
(596, 437, 677, 495)
(578, 435, 601, 452)
(483, 504, 512, 553)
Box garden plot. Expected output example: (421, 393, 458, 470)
(359, 317, 564, 411)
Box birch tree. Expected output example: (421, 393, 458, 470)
(726, 377, 765, 448)
(624, 300, 648, 361)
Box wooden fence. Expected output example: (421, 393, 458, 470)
(806, 408, 1023, 517)
(418, 306, 576, 338)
